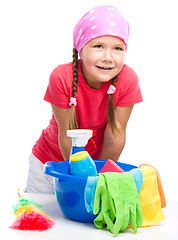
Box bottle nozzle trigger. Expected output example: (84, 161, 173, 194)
(88, 130, 97, 148)
(89, 138, 97, 148)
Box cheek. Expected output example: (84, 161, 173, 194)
(81, 48, 99, 63)
(83, 55, 97, 67)
(122, 54, 125, 63)
(115, 54, 125, 66)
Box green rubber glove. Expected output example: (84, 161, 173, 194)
(93, 172, 143, 234)
(93, 174, 115, 231)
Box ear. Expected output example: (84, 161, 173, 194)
(79, 50, 83, 60)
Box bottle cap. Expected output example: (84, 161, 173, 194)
(70, 151, 89, 162)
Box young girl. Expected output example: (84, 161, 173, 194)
(25, 5, 143, 193)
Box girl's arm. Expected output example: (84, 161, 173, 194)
(100, 105, 134, 161)
(51, 104, 72, 160)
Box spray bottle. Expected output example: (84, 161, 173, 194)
(67, 129, 98, 177)
(67, 129, 97, 155)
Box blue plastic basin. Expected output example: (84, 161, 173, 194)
(44, 160, 137, 223)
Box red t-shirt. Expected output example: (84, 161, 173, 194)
(32, 60, 143, 163)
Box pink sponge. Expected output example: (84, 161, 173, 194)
(99, 159, 125, 173)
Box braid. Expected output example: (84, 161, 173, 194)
(107, 74, 121, 137)
(72, 48, 78, 98)
(111, 74, 118, 86)
(69, 48, 79, 129)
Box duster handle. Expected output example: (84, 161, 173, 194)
(17, 188, 24, 198)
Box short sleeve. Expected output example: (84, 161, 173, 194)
(44, 65, 71, 108)
(115, 66, 143, 107)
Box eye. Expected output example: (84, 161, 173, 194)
(114, 47, 123, 51)
(93, 45, 103, 49)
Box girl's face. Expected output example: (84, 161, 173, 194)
(80, 35, 126, 90)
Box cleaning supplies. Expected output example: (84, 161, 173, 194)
(84, 168, 143, 216)
(84, 176, 99, 213)
(93, 172, 143, 234)
(67, 129, 96, 155)
(129, 168, 143, 194)
(10, 189, 55, 231)
(99, 159, 125, 173)
(139, 163, 166, 208)
(138, 165, 165, 226)
(69, 151, 98, 177)
(67, 129, 97, 176)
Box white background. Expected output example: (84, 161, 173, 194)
(0, 0, 178, 205)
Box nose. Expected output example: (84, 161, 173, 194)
(101, 49, 113, 62)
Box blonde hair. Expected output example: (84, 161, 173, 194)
(69, 48, 121, 137)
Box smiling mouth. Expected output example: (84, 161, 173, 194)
(96, 65, 113, 70)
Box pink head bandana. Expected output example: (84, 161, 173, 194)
(73, 5, 130, 54)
